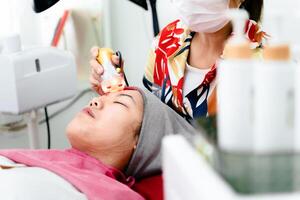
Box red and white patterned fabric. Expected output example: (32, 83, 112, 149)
(143, 19, 266, 120)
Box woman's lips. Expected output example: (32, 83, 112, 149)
(82, 108, 95, 118)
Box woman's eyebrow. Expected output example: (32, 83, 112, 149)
(113, 101, 129, 108)
(117, 94, 136, 104)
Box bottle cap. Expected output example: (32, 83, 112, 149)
(223, 43, 253, 59)
(263, 45, 290, 61)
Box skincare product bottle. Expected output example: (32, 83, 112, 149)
(253, 12, 295, 153)
(218, 9, 254, 152)
(294, 46, 300, 153)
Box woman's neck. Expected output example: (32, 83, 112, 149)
(88, 148, 134, 171)
(188, 23, 232, 69)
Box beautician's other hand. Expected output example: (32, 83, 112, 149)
(89, 46, 124, 95)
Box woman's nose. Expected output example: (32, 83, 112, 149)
(89, 97, 103, 109)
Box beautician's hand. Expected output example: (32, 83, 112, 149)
(89, 46, 124, 94)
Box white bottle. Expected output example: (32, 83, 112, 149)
(294, 52, 300, 153)
(253, 11, 295, 153)
(290, 4, 300, 153)
(217, 9, 254, 152)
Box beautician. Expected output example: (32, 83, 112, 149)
(90, 0, 265, 121)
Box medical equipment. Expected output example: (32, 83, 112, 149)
(96, 48, 126, 94)
(218, 9, 254, 152)
(0, 34, 77, 148)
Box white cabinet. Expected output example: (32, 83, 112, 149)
(162, 135, 300, 200)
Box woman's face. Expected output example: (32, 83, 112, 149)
(66, 90, 143, 155)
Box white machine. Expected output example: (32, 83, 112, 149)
(0, 34, 77, 148)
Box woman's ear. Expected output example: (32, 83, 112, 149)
(134, 134, 139, 149)
(133, 132, 139, 150)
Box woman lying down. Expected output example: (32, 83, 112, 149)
(0, 87, 198, 200)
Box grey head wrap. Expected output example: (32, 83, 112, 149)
(125, 89, 198, 179)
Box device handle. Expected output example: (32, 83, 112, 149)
(115, 51, 129, 86)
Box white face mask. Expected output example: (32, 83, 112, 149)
(171, 0, 230, 33)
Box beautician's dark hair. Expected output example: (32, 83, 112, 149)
(240, 0, 263, 22)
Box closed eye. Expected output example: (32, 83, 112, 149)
(113, 101, 129, 108)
